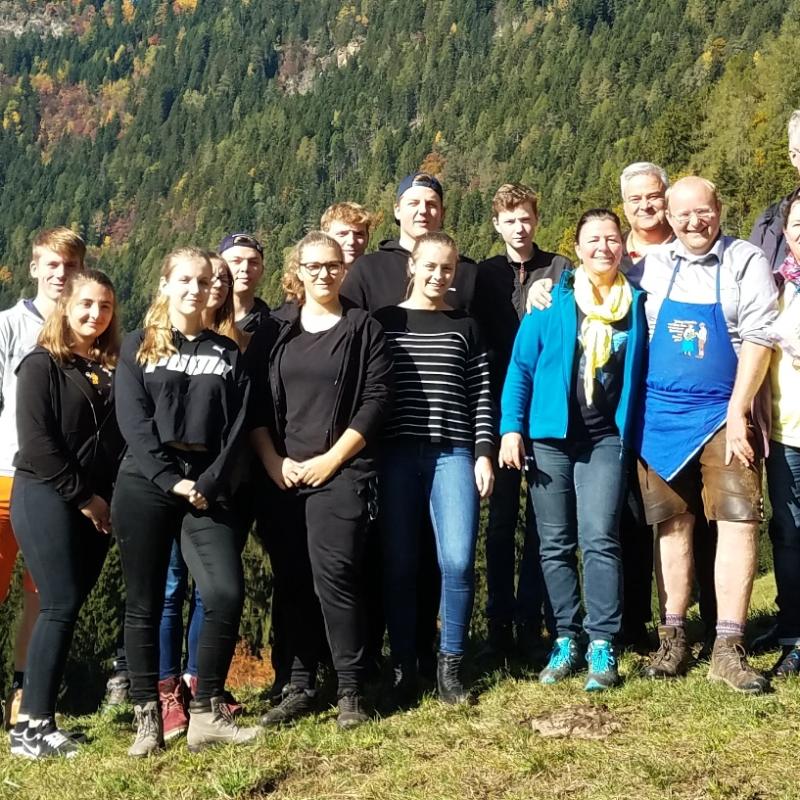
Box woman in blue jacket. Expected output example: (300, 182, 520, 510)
(499, 209, 646, 691)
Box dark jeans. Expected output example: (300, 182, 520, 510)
(11, 474, 109, 718)
(767, 440, 800, 645)
(271, 470, 370, 692)
(529, 437, 627, 642)
(485, 461, 554, 634)
(112, 458, 245, 705)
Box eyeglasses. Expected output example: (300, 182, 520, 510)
(300, 261, 344, 277)
(669, 208, 717, 225)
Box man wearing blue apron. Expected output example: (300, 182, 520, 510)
(635, 176, 778, 693)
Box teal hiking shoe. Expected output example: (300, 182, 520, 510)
(584, 640, 620, 691)
(539, 637, 581, 684)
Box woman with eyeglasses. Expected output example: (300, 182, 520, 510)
(249, 231, 392, 729)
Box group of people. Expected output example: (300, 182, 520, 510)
(1, 108, 800, 761)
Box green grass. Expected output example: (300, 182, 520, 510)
(2, 573, 796, 800)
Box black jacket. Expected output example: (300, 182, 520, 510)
(114, 328, 250, 501)
(750, 191, 796, 271)
(13, 347, 124, 505)
(248, 303, 393, 473)
(472, 246, 572, 403)
(340, 239, 477, 313)
(236, 297, 272, 334)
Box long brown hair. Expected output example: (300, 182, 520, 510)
(282, 231, 343, 306)
(38, 270, 120, 369)
(137, 246, 211, 366)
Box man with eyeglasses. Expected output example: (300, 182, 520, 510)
(633, 176, 778, 692)
(219, 233, 271, 332)
(750, 110, 800, 271)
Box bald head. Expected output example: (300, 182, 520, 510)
(666, 177, 722, 256)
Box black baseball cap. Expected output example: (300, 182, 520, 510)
(218, 232, 264, 256)
(395, 173, 444, 203)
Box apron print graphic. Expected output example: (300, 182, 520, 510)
(667, 319, 708, 359)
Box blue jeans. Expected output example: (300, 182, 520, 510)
(529, 436, 626, 642)
(380, 442, 479, 659)
(158, 538, 205, 680)
(766, 440, 800, 645)
(485, 460, 555, 634)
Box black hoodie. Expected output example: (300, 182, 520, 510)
(340, 239, 477, 313)
(14, 347, 124, 505)
(114, 328, 250, 501)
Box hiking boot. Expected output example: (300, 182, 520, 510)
(185, 675, 243, 718)
(104, 672, 130, 707)
(221, 689, 244, 718)
(260, 685, 316, 727)
(773, 645, 800, 678)
(436, 652, 470, 705)
(2, 684, 22, 730)
(128, 701, 164, 758)
(336, 690, 369, 729)
(584, 640, 621, 691)
(708, 636, 769, 694)
(187, 696, 261, 753)
(539, 637, 581, 684)
(388, 663, 420, 710)
(14, 719, 79, 760)
(159, 676, 189, 741)
(644, 625, 690, 679)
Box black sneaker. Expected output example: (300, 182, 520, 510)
(16, 720, 79, 759)
(336, 690, 369, 729)
(8, 722, 26, 756)
(773, 645, 800, 678)
(260, 685, 316, 727)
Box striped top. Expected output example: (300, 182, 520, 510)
(373, 306, 495, 458)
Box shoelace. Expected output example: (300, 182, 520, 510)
(162, 691, 182, 713)
(588, 644, 615, 673)
(733, 643, 758, 674)
(134, 708, 158, 740)
(339, 692, 361, 712)
(650, 638, 673, 666)
(548, 639, 574, 670)
(41, 728, 72, 749)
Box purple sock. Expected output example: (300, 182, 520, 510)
(716, 620, 746, 638)
(663, 614, 686, 628)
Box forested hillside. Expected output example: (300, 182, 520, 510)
(0, 0, 799, 329)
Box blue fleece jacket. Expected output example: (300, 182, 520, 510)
(500, 271, 647, 446)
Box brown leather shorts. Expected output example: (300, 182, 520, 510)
(637, 425, 764, 525)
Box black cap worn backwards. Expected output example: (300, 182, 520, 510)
(218, 232, 264, 256)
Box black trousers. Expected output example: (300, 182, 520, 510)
(269, 470, 369, 693)
(112, 458, 245, 705)
(620, 479, 654, 636)
(11, 474, 109, 718)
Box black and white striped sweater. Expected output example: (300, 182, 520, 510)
(373, 306, 495, 458)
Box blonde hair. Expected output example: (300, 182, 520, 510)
(205, 252, 245, 349)
(38, 270, 120, 369)
(492, 183, 539, 218)
(32, 227, 87, 266)
(320, 202, 375, 233)
(137, 247, 212, 365)
(282, 231, 343, 306)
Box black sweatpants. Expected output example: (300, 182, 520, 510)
(11, 474, 109, 719)
(112, 457, 245, 705)
(271, 469, 369, 693)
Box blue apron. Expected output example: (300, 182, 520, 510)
(638, 251, 738, 481)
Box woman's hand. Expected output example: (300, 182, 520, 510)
(281, 457, 305, 488)
(499, 433, 525, 470)
(172, 479, 208, 510)
(474, 456, 495, 499)
(526, 278, 554, 312)
(80, 494, 112, 534)
(295, 452, 341, 488)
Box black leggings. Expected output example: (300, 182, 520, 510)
(112, 458, 245, 705)
(10, 474, 109, 719)
(268, 470, 369, 693)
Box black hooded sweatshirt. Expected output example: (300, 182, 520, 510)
(340, 239, 477, 313)
(114, 328, 250, 501)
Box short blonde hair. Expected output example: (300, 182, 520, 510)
(282, 232, 343, 306)
(491, 183, 539, 218)
(321, 202, 375, 233)
(32, 227, 86, 266)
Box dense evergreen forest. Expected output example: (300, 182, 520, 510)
(0, 0, 799, 693)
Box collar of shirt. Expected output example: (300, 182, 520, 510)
(506, 244, 540, 284)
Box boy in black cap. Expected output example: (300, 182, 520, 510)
(219, 233, 271, 332)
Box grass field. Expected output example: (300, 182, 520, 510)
(1, 573, 796, 800)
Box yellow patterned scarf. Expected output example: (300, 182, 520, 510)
(572, 266, 632, 406)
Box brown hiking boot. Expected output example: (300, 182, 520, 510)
(644, 625, 690, 679)
(708, 635, 769, 694)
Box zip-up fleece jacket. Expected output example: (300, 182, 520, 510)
(0, 299, 44, 476)
(248, 303, 393, 474)
(114, 328, 250, 502)
(13, 347, 124, 505)
(500, 270, 647, 447)
(340, 239, 477, 313)
(749, 190, 797, 271)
